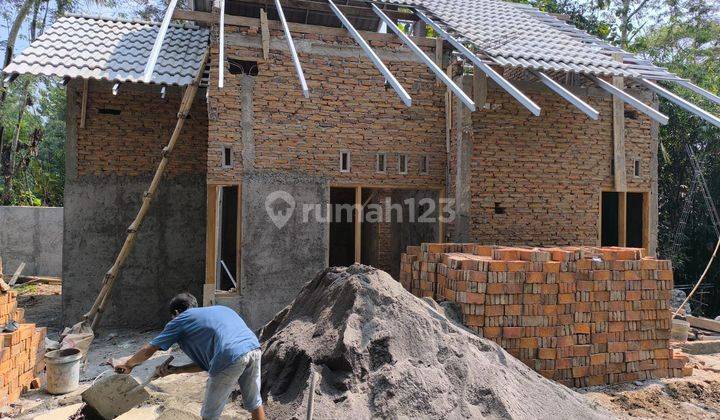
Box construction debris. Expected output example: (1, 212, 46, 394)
(259, 265, 612, 419)
(400, 243, 693, 386)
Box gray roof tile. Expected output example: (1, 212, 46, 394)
(387, 0, 644, 77)
(3, 15, 209, 86)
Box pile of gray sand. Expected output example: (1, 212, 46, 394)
(259, 265, 613, 419)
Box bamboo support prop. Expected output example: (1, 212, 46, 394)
(84, 49, 210, 330)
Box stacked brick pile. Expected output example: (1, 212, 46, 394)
(400, 243, 692, 387)
(0, 288, 46, 405)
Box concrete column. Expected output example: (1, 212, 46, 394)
(454, 75, 473, 242)
(649, 96, 660, 256)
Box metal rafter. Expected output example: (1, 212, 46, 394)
(413, 9, 541, 116)
(674, 80, 720, 106)
(530, 70, 599, 120)
(371, 4, 475, 111)
(143, 0, 179, 83)
(328, 0, 411, 106)
(276, 0, 310, 97)
(218, 0, 225, 88)
(640, 78, 720, 128)
(589, 75, 669, 125)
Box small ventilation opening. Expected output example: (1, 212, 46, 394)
(420, 155, 429, 174)
(398, 154, 408, 174)
(494, 202, 506, 215)
(376, 153, 386, 173)
(228, 59, 259, 76)
(222, 146, 233, 168)
(634, 159, 640, 177)
(98, 108, 121, 115)
(624, 109, 639, 119)
(340, 151, 350, 172)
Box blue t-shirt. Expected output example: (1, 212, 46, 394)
(149, 306, 260, 376)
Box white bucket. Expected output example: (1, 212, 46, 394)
(45, 348, 83, 394)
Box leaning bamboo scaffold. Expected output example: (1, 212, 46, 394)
(82, 49, 210, 331)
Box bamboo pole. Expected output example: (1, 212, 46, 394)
(84, 49, 209, 330)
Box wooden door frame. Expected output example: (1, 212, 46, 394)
(204, 182, 243, 306)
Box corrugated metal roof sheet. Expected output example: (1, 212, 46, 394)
(385, 0, 641, 77)
(3, 15, 209, 86)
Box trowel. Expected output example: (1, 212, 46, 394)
(81, 356, 174, 419)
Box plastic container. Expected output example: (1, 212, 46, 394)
(671, 318, 690, 342)
(45, 348, 83, 394)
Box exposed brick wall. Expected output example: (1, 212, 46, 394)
(206, 26, 446, 188)
(449, 79, 655, 246)
(74, 80, 208, 177)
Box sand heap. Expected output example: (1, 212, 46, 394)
(259, 265, 612, 419)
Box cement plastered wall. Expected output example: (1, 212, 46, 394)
(0, 206, 63, 277)
(223, 170, 328, 330)
(62, 80, 208, 327)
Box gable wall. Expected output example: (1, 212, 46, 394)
(448, 77, 656, 248)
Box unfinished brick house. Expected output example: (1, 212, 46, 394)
(4, 0, 719, 330)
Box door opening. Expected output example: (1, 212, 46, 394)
(217, 185, 239, 291)
(601, 191, 619, 246)
(329, 187, 356, 267)
(626, 192, 644, 248)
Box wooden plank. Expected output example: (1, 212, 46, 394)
(618, 191, 627, 247)
(260, 8, 270, 60)
(80, 79, 88, 129)
(205, 185, 218, 286)
(354, 186, 362, 263)
(612, 52, 627, 191)
(15, 276, 61, 286)
(438, 187, 445, 243)
(472, 68, 487, 110)
(687, 315, 720, 333)
(642, 191, 650, 250)
(9, 262, 25, 286)
(172, 10, 437, 45)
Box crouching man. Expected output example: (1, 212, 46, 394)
(113, 293, 265, 420)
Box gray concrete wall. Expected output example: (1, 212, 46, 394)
(61, 80, 208, 328)
(230, 170, 329, 330)
(61, 174, 206, 327)
(0, 206, 63, 277)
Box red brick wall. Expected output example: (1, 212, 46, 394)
(454, 81, 655, 246)
(206, 26, 446, 188)
(74, 80, 208, 177)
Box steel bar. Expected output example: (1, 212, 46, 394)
(672, 80, 720, 106)
(372, 4, 474, 111)
(219, 0, 225, 88)
(143, 0, 179, 83)
(639, 78, 720, 128)
(531, 70, 599, 120)
(414, 8, 541, 116)
(328, 0, 411, 106)
(276, 0, 310, 97)
(589, 75, 669, 125)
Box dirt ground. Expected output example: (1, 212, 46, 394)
(6, 283, 720, 419)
